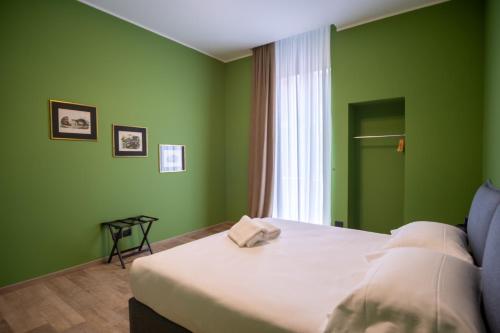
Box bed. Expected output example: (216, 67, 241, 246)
(129, 181, 500, 333)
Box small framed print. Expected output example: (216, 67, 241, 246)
(113, 125, 148, 157)
(159, 144, 186, 173)
(49, 100, 97, 141)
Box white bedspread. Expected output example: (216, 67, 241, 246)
(129, 219, 390, 333)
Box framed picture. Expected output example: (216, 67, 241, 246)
(113, 125, 148, 157)
(49, 100, 97, 141)
(159, 144, 186, 173)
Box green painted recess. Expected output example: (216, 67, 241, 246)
(348, 98, 405, 233)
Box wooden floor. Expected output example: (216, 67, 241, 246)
(0, 223, 233, 333)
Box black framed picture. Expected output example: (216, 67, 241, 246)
(112, 125, 148, 157)
(49, 100, 97, 141)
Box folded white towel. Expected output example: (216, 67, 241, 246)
(228, 216, 281, 247)
(228, 216, 266, 247)
(252, 219, 281, 240)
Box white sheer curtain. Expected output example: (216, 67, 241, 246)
(272, 27, 332, 225)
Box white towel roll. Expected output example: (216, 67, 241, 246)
(228, 216, 266, 247)
(228, 216, 281, 247)
(253, 219, 281, 240)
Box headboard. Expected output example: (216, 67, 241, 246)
(481, 204, 500, 333)
(467, 180, 500, 265)
(464, 180, 500, 332)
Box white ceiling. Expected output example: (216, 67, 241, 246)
(79, 0, 448, 62)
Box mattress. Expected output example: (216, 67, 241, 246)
(129, 219, 390, 333)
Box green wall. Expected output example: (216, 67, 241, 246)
(484, 0, 500, 184)
(0, 0, 226, 287)
(224, 58, 252, 221)
(0, 0, 488, 287)
(223, 0, 485, 229)
(333, 0, 484, 227)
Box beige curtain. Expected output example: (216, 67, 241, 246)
(248, 43, 275, 218)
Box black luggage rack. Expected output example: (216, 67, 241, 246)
(102, 215, 159, 269)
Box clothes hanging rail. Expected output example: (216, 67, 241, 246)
(353, 134, 406, 139)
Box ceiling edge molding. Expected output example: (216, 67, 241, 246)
(336, 0, 450, 31)
(77, 0, 226, 63)
(224, 52, 254, 63)
(218, 0, 449, 63)
(79, 0, 451, 62)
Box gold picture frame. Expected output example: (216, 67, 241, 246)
(49, 99, 98, 141)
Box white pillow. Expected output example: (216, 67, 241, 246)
(382, 221, 474, 264)
(325, 248, 485, 333)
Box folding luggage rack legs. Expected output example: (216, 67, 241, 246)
(102, 215, 159, 268)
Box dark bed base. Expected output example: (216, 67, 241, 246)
(129, 297, 191, 333)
